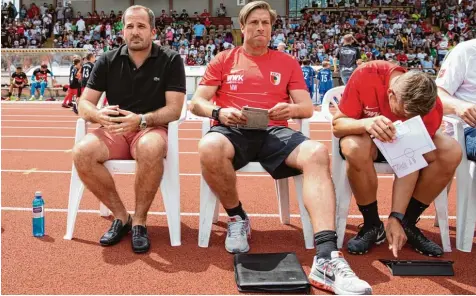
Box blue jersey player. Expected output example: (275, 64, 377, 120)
(316, 61, 333, 105)
(301, 59, 317, 105)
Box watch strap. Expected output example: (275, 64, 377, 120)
(389, 212, 405, 224)
(139, 114, 147, 129)
(212, 107, 222, 122)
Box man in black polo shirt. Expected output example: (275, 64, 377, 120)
(72, 5, 186, 253)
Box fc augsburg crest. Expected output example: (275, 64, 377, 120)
(270, 72, 281, 85)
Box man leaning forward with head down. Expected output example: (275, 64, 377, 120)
(72, 5, 186, 253)
(189, 2, 371, 294)
(333, 61, 461, 258)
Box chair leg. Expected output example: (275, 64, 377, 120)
(99, 202, 110, 217)
(335, 163, 352, 249)
(293, 175, 314, 249)
(64, 165, 85, 240)
(198, 175, 218, 248)
(160, 166, 181, 247)
(456, 161, 476, 252)
(275, 178, 290, 225)
(434, 189, 451, 252)
(213, 198, 220, 223)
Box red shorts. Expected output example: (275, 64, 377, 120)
(92, 126, 168, 160)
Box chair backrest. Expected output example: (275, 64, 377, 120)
(321, 85, 345, 122)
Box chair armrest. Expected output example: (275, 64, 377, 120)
(293, 118, 310, 137)
(201, 117, 212, 136)
(443, 116, 466, 150)
(75, 118, 87, 144)
(442, 116, 462, 126)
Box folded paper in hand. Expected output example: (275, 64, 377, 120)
(373, 116, 436, 178)
(238, 106, 269, 130)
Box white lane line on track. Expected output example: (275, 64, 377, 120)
(2, 126, 76, 129)
(2, 136, 75, 139)
(0, 169, 397, 178)
(1, 149, 198, 154)
(1, 126, 332, 133)
(2, 115, 77, 118)
(0, 207, 454, 220)
(0, 136, 332, 142)
(1, 120, 78, 122)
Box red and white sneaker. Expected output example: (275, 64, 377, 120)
(225, 215, 251, 254)
(309, 251, 372, 295)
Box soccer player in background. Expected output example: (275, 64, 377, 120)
(62, 58, 82, 108)
(316, 60, 333, 106)
(74, 53, 97, 113)
(8, 66, 27, 100)
(301, 59, 317, 106)
(29, 64, 55, 101)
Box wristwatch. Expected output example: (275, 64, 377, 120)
(211, 107, 222, 122)
(389, 212, 405, 225)
(139, 114, 147, 130)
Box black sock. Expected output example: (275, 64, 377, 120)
(358, 201, 381, 228)
(225, 202, 247, 220)
(8, 92, 11, 96)
(314, 230, 338, 259)
(404, 197, 429, 226)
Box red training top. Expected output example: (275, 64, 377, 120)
(339, 60, 442, 137)
(199, 46, 308, 127)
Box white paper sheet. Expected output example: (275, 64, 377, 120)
(373, 116, 436, 178)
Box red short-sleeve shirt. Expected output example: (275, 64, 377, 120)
(339, 60, 442, 137)
(199, 47, 308, 127)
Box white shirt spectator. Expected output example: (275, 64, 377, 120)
(436, 39, 476, 107)
(64, 21, 72, 31)
(76, 19, 86, 32)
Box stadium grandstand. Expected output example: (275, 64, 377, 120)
(1, 0, 474, 83)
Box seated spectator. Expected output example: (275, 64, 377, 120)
(420, 55, 435, 74)
(217, 3, 227, 17)
(437, 39, 476, 161)
(200, 9, 211, 18)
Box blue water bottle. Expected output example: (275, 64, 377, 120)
(32, 191, 45, 237)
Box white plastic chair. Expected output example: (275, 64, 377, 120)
(198, 118, 314, 249)
(443, 116, 476, 252)
(64, 94, 188, 247)
(321, 86, 451, 252)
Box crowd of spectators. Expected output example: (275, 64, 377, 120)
(2, 0, 475, 72)
(274, 0, 475, 74)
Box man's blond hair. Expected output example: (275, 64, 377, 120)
(239, 1, 277, 27)
(396, 71, 438, 117)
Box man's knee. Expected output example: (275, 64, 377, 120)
(300, 140, 330, 168)
(72, 134, 107, 169)
(198, 133, 234, 166)
(340, 135, 374, 166)
(435, 136, 463, 173)
(135, 133, 167, 163)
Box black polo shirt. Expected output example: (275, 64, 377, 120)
(86, 42, 186, 115)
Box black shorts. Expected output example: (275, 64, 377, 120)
(338, 137, 387, 163)
(208, 125, 309, 179)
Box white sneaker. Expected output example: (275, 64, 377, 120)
(225, 215, 250, 254)
(309, 251, 372, 295)
(39, 95, 44, 100)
